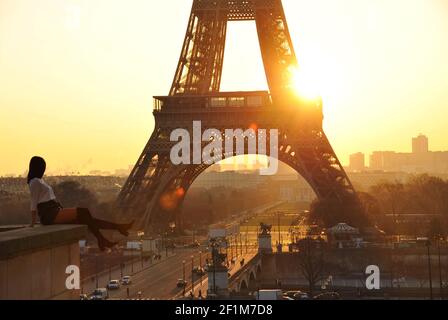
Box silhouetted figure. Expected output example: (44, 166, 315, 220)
(27, 156, 133, 251)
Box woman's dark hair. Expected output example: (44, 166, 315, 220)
(27, 156, 46, 184)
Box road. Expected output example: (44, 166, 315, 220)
(103, 248, 209, 300)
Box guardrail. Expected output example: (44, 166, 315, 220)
(154, 91, 272, 111)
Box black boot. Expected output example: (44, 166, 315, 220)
(76, 208, 117, 251)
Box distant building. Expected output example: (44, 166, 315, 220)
(277, 179, 315, 203)
(192, 171, 263, 189)
(349, 152, 365, 172)
(412, 134, 429, 154)
(348, 171, 410, 192)
(367, 135, 448, 174)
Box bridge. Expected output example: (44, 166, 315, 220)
(228, 253, 263, 294)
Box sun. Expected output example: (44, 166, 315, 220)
(289, 67, 321, 101)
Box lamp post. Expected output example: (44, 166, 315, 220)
(225, 238, 229, 265)
(245, 226, 249, 254)
(239, 233, 242, 256)
(191, 255, 195, 297)
(210, 238, 218, 295)
(199, 251, 203, 287)
(213, 249, 217, 295)
(182, 260, 186, 296)
(438, 238, 444, 300)
(426, 240, 433, 300)
(230, 235, 234, 260)
(277, 212, 281, 246)
(95, 254, 99, 289)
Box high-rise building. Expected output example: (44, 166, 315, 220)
(412, 134, 429, 154)
(349, 152, 365, 172)
(366, 135, 448, 173)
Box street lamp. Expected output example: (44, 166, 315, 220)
(438, 237, 444, 300)
(95, 253, 99, 289)
(277, 212, 281, 246)
(209, 238, 219, 295)
(230, 235, 233, 260)
(245, 226, 249, 254)
(225, 239, 229, 265)
(182, 260, 186, 296)
(426, 240, 433, 300)
(191, 255, 195, 297)
(199, 251, 203, 287)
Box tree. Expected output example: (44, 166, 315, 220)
(370, 182, 405, 234)
(369, 175, 448, 236)
(297, 238, 326, 297)
(53, 180, 98, 208)
(358, 192, 381, 219)
(405, 175, 448, 216)
(309, 195, 370, 228)
(427, 218, 446, 240)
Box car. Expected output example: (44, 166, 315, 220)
(185, 241, 201, 248)
(283, 291, 298, 299)
(193, 267, 206, 276)
(293, 291, 310, 300)
(283, 290, 309, 300)
(313, 292, 341, 300)
(177, 279, 188, 288)
(256, 290, 283, 300)
(121, 276, 132, 285)
(107, 280, 120, 290)
(90, 288, 108, 300)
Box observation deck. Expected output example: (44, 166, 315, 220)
(153, 91, 272, 112)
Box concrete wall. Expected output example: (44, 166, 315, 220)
(0, 225, 87, 300)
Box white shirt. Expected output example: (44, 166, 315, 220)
(29, 178, 56, 211)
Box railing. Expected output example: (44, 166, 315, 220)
(153, 91, 272, 112)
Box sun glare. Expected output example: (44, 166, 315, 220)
(290, 67, 321, 101)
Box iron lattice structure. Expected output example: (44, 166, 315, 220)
(117, 0, 358, 233)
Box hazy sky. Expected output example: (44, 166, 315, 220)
(1, 0, 447, 176)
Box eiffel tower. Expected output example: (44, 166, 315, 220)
(117, 0, 358, 233)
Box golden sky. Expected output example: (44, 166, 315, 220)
(1, 0, 448, 176)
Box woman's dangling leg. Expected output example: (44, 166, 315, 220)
(75, 208, 134, 236)
(93, 218, 134, 236)
(76, 208, 117, 250)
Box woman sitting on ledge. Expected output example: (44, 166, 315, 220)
(27, 156, 133, 251)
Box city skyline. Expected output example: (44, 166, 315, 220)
(349, 134, 448, 173)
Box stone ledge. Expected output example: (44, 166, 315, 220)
(0, 225, 87, 260)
